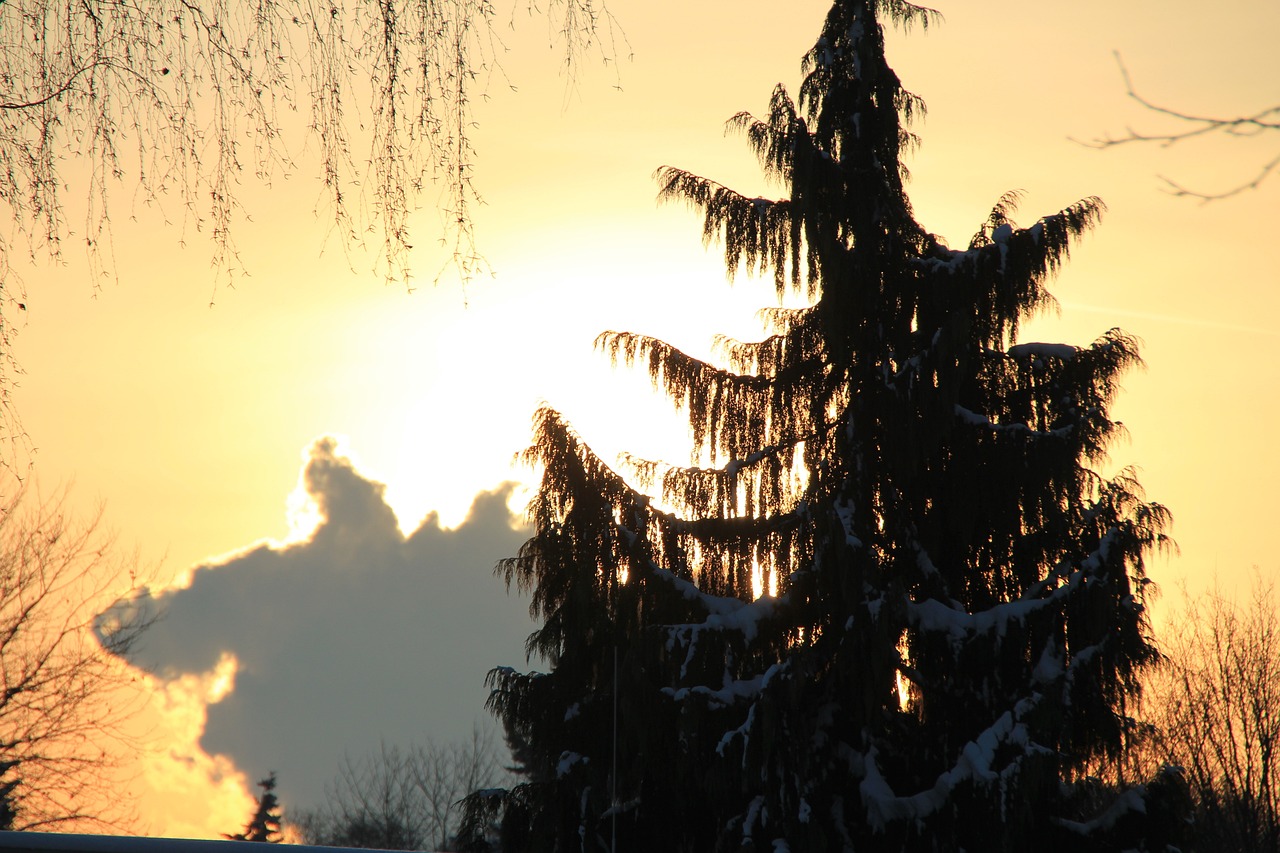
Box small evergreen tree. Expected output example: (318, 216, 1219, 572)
(228, 774, 283, 843)
(463, 1, 1177, 851)
(0, 761, 19, 831)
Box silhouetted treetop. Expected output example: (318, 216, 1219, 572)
(228, 774, 283, 843)
(463, 1, 1176, 850)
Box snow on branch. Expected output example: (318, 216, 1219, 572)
(1006, 342, 1079, 362)
(953, 404, 1074, 439)
(646, 561, 790, 645)
(671, 593, 785, 645)
(915, 197, 1100, 286)
(860, 707, 1033, 831)
(664, 661, 787, 708)
(1052, 787, 1148, 836)
(906, 527, 1121, 640)
(556, 751, 590, 779)
(646, 562, 749, 618)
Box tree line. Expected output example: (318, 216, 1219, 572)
(197, 578, 1280, 851)
(5, 477, 1275, 849)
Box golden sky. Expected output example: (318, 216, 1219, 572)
(7, 0, 1279, 838)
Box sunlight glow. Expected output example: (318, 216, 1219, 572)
(896, 669, 911, 712)
(205, 652, 240, 704)
(129, 656, 256, 838)
(896, 631, 914, 712)
(283, 435, 371, 545)
(6, 0, 1275, 838)
(284, 477, 325, 545)
(750, 560, 780, 601)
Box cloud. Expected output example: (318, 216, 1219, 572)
(116, 438, 534, 811)
(126, 657, 259, 839)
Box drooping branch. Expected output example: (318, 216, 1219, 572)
(597, 329, 844, 474)
(654, 166, 801, 295)
(0, 0, 624, 290)
(915, 195, 1105, 349)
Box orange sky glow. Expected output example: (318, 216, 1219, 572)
(6, 0, 1279, 838)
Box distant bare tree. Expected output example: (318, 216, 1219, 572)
(1085, 54, 1280, 200)
(1143, 575, 1280, 851)
(291, 728, 506, 851)
(0, 481, 153, 830)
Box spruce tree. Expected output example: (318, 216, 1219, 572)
(228, 773, 284, 843)
(464, 1, 1177, 850)
(0, 761, 19, 831)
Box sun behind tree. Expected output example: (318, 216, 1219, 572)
(462, 1, 1182, 851)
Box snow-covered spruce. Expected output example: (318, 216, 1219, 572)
(460, 1, 1179, 851)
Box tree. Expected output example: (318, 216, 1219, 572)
(228, 773, 284, 843)
(1142, 576, 1280, 851)
(0, 0, 620, 291)
(462, 1, 1177, 851)
(0, 0, 621, 464)
(0, 481, 152, 831)
(1085, 54, 1280, 201)
(293, 731, 506, 851)
(0, 761, 20, 831)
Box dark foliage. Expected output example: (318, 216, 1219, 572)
(463, 1, 1176, 851)
(0, 762, 18, 831)
(228, 774, 283, 843)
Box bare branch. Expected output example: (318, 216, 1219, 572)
(1142, 575, 1280, 850)
(1159, 150, 1280, 202)
(289, 728, 509, 851)
(0, 0, 623, 290)
(0, 481, 156, 830)
(1081, 53, 1280, 201)
(0, 0, 623, 460)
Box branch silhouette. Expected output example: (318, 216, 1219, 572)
(1082, 53, 1280, 200)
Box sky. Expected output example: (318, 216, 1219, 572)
(6, 0, 1280, 838)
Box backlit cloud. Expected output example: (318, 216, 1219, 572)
(116, 438, 534, 811)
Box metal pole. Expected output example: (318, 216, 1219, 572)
(612, 643, 618, 853)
